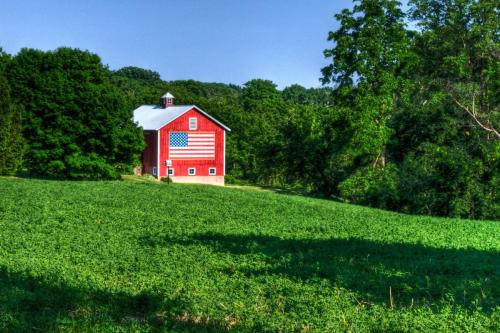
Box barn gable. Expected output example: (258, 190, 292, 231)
(133, 105, 230, 132)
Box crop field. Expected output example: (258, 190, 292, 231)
(0, 177, 499, 332)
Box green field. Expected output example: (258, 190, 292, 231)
(0, 177, 498, 332)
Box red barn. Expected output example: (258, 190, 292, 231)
(133, 93, 230, 185)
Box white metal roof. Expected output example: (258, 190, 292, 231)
(161, 92, 174, 98)
(133, 105, 231, 131)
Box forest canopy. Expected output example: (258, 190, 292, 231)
(0, 0, 497, 219)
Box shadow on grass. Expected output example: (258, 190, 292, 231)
(140, 233, 499, 312)
(0, 267, 239, 332)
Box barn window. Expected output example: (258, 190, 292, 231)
(167, 168, 174, 176)
(188, 168, 196, 175)
(209, 168, 216, 175)
(152, 167, 157, 176)
(189, 117, 197, 130)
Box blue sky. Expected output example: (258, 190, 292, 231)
(0, 0, 356, 88)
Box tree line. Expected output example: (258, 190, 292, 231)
(0, 0, 498, 219)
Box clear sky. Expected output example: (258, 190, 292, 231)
(0, 0, 355, 88)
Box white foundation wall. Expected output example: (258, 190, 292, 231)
(166, 176, 225, 186)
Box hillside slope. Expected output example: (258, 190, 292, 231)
(0, 177, 498, 332)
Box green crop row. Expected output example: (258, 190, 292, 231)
(0, 177, 498, 332)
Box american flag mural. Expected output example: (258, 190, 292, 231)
(169, 132, 215, 160)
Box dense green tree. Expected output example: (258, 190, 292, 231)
(313, 0, 498, 219)
(7, 48, 144, 179)
(320, 0, 412, 190)
(279, 103, 339, 190)
(409, 0, 499, 139)
(282, 84, 335, 106)
(388, 0, 500, 218)
(114, 66, 161, 84)
(0, 50, 23, 175)
(0, 48, 10, 72)
(233, 80, 289, 182)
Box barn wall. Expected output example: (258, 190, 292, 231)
(142, 131, 158, 176)
(158, 108, 225, 178)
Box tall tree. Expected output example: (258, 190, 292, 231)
(410, 0, 500, 139)
(317, 0, 498, 219)
(236, 80, 289, 182)
(321, 0, 412, 188)
(7, 48, 144, 179)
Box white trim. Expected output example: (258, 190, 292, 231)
(188, 167, 196, 176)
(157, 130, 160, 179)
(223, 131, 226, 176)
(193, 106, 230, 131)
(189, 117, 197, 130)
(136, 105, 231, 132)
(209, 167, 216, 176)
(167, 167, 174, 176)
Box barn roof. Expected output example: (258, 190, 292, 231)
(133, 105, 231, 131)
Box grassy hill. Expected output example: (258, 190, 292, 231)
(0, 177, 498, 332)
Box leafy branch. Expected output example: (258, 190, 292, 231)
(445, 82, 500, 139)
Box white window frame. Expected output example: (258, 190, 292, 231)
(189, 117, 197, 130)
(152, 167, 157, 176)
(188, 167, 196, 176)
(167, 168, 174, 176)
(209, 167, 216, 176)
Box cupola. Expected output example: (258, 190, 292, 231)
(160, 92, 174, 108)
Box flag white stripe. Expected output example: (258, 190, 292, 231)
(170, 149, 215, 152)
(170, 155, 215, 158)
(170, 146, 214, 150)
(170, 151, 214, 154)
(187, 143, 214, 146)
(169, 152, 214, 154)
(171, 156, 215, 158)
(171, 148, 214, 150)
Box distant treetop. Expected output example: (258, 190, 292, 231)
(114, 66, 161, 84)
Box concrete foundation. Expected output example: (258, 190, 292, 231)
(166, 176, 225, 186)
